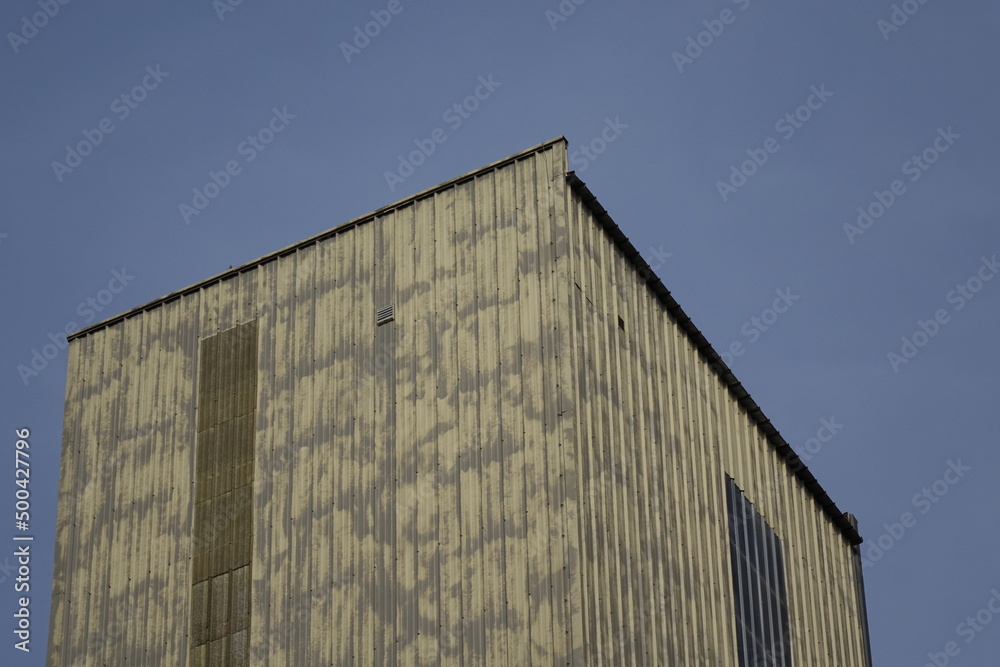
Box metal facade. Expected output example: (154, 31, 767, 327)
(48, 138, 871, 665)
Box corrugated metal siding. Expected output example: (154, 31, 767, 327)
(48, 289, 203, 666)
(564, 169, 869, 665)
(49, 139, 868, 666)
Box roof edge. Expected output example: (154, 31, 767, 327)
(68, 136, 568, 341)
(565, 171, 863, 547)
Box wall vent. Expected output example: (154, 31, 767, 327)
(376, 305, 395, 325)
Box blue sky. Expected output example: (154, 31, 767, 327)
(2, 1, 998, 664)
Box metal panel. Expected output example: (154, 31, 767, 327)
(564, 165, 869, 665)
(393, 202, 419, 666)
(49, 139, 868, 666)
(309, 234, 336, 667)
(190, 321, 257, 666)
(453, 174, 485, 660)
(46, 332, 83, 666)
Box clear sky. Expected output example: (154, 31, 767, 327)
(2, 1, 998, 664)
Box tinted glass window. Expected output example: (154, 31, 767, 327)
(726, 476, 793, 667)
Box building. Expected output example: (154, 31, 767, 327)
(47, 137, 873, 665)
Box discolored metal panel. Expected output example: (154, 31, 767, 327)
(230, 629, 249, 667)
(191, 579, 210, 646)
(231, 565, 250, 632)
(191, 320, 258, 666)
(49, 138, 870, 666)
(210, 573, 231, 641)
(563, 169, 872, 665)
(190, 643, 207, 667)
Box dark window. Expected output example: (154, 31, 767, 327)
(726, 476, 792, 667)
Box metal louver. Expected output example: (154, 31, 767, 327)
(376, 305, 394, 325)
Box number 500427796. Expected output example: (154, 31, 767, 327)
(14, 429, 30, 533)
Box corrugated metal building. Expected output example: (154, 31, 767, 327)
(47, 138, 873, 666)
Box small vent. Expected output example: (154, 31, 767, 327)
(376, 305, 395, 325)
(618, 316, 625, 331)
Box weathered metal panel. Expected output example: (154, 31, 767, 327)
(310, 237, 336, 667)
(191, 320, 257, 666)
(561, 163, 593, 667)
(325, 225, 351, 663)
(91, 323, 123, 664)
(471, 167, 506, 666)
(167, 292, 199, 666)
(249, 260, 275, 664)
(120, 314, 149, 667)
(269, 252, 297, 666)
(46, 329, 84, 666)
(564, 165, 870, 665)
(372, 208, 397, 666)
(50, 138, 868, 666)
(452, 175, 485, 660)
(289, 247, 314, 667)
(392, 202, 418, 666)
(538, 146, 573, 661)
